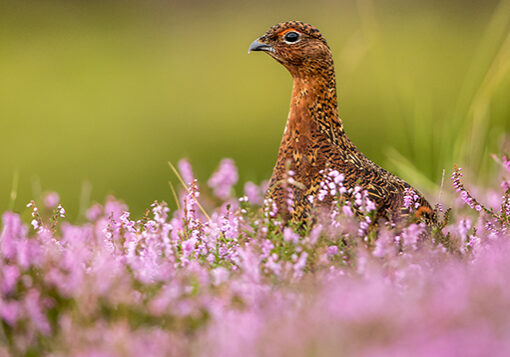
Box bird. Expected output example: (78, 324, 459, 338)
(248, 21, 434, 225)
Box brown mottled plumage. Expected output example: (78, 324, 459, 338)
(249, 21, 434, 225)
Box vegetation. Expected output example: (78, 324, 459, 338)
(1, 0, 509, 217)
(1, 156, 509, 356)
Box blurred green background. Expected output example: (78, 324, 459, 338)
(1, 0, 509, 219)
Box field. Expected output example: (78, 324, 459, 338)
(1, 0, 509, 217)
(0, 157, 509, 355)
(1, 0, 510, 355)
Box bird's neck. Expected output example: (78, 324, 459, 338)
(287, 66, 345, 143)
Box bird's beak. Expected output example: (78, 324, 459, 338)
(248, 39, 274, 54)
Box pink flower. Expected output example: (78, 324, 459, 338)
(25, 289, 51, 335)
(308, 224, 322, 245)
(244, 182, 263, 205)
(237, 246, 260, 282)
(327, 246, 338, 257)
(86, 203, 103, 221)
(104, 197, 127, 221)
(1, 212, 26, 260)
(283, 227, 299, 244)
(0, 301, 20, 326)
(503, 155, 510, 173)
(1, 265, 20, 294)
(211, 267, 229, 286)
(182, 238, 197, 258)
(403, 188, 420, 210)
(57, 203, 66, 218)
(293, 251, 308, 278)
(365, 199, 376, 212)
(402, 223, 423, 249)
(342, 204, 354, 217)
(208, 159, 239, 200)
(151, 201, 170, 224)
(43, 192, 60, 209)
(178, 158, 195, 185)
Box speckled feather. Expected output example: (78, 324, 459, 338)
(251, 21, 434, 224)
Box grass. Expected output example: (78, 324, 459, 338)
(0, 0, 508, 219)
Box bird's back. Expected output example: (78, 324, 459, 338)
(266, 114, 433, 224)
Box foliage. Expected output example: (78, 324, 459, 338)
(1, 156, 510, 356)
(2, 0, 510, 216)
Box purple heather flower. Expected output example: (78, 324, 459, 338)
(1, 212, 27, 260)
(317, 189, 327, 202)
(308, 224, 322, 245)
(451, 166, 489, 214)
(182, 238, 197, 258)
(31, 219, 40, 231)
(178, 158, 195, 185)
(283, 227, 299, 244)
(263, 198, 278, 218)
(458, 218, 472, 238)
(1, 264, 20, 294)
(16, 237, 44, 269)
(503, 155, 510, 173)
(286, 187, 295, 213)
(265, 254, 282, 276)
(401, 223, 423, 250)
(149, 284, 180, 316)
(244, 181, 263, 205)
(327, 246, 338, 257)
(342, 204, 354, 217)
(25, 289, 51, 335)
(317, 169, 347, 202)
(43, 192, 60, 209)
(57, 203, 66, 218)
(237, 246, 261, 283)
(211, 267, 229, 286)
(403, 188, 420, 210)
(151, 201, 170, 224)
(329, 170, 345, 185)
(208, 158, 239, 200)
(260, 239, 274, 259)
(2, 155, 510, 355)
(372, 228, 394, 257)
(104, 197, 128, 221)
(502, 195, 510, 219)
(86, 203, 103, 221)
(358, 218, 371, 237)
(365, 198, 377, 212)
(0, 300, 20, 326)
(293, 251, 308, 278)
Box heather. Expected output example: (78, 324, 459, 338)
(1, 157, 510, 356)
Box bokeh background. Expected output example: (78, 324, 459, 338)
(1, 0, 509, 219)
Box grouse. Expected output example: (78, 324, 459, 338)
(249, 21, 434, 225)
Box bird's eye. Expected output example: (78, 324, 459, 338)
(283, 31, 300, 44)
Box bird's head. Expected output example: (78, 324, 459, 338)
(249, 21, 333, 78)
